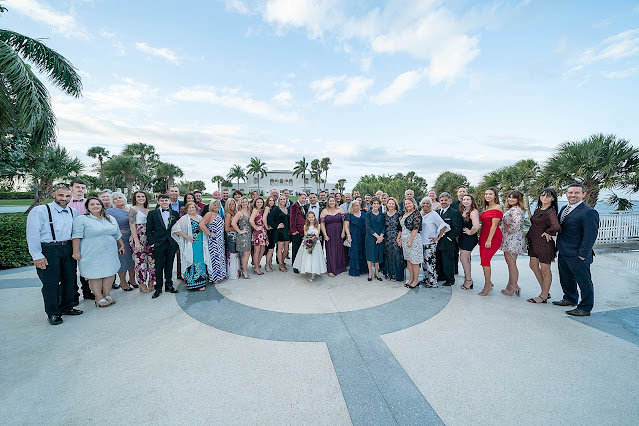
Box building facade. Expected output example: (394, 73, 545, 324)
(223, 170, 335, 196)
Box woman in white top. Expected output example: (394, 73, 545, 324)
(419, 197, 449, 288)
(128, 191, 155, 293)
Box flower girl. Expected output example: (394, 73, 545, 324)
(292, 211, 327, 282)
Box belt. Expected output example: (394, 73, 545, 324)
(41, 240, 72, 246)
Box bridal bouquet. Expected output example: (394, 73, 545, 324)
(303, 232, 319, 254)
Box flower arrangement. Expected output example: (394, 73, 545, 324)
(304, 232, 318, 254)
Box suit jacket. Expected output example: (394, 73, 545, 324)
(450, 200, 461, 211)
(146, 208, 179, 248)
(557, 203, 599, 258)
(289, 202, 308, 235)
(436, 207, 462, 251)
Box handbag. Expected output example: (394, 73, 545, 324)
(343, 238, 351, 248)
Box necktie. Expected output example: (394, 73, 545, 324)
(560, 205, 571, 223)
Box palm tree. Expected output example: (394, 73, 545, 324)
(246, 157, 267, 195)
(433, 172, 470, 198)
(320, 157, 331, 189)
(336, 178, 346, 193)
(25, 145, 83, 213)
(540, 133, 639, 206)
(0, 19, 82, 150)
(292, 157, 309, 191)
(476, 159, 540, 215)
(227, 164, 246, 190)
(155, 161, 184, 192)
(122, 142, 159, 190)
(104, 155, 142, 199)
(86, 146, 110, 188)
(211, 175, 226, 190)
(310, 159, 322, 191)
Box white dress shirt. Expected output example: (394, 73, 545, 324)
(308, 203, 321, 218)
(562, 200, 583, 221)
(26, 202, 78, 260)
(160, 209, 170, 228)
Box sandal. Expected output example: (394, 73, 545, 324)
(404, 283, 418, 289)
(461, 279, 473, 290)
(105, 296, 116, 305)
(527, 296, 547, 304)
(423, 282, 438, 288)
(95, 298, 109, 308)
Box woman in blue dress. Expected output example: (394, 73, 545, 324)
(171, 202, 212, 291)
(365, 197, 385, 281)
(344, 200, 367, 277)
(106, 191, 136, 291)
(383, 197, 404, 282)
(72, 197, 125, 307)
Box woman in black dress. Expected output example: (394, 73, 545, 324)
(263, 195, 278, 272)
(527, 188, 561, 304)
(383, 197, 404, 282)
(271, 194, 290, 272)
(458, 195, 480, 289)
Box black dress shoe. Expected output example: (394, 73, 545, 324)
(566, 308, 590, 316)
(166, 288, 179, 294)
(61, 309, 83, 316)
(48, 315, 63, 325)
(552, 299, 577, 307)
(442, 282, 454, 286)
(293, 268, 299, 274)
(152, 290, 162, 299)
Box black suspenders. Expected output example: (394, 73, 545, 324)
(46, 205, 74, 242)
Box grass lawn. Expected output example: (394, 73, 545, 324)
(0, 199, 51, 206)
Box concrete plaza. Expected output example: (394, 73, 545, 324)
(1, 248, 638, 425)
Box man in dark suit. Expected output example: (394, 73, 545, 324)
(289, 192, 308, 273)
(552, 184, 599, 316)
(159, 185, 184, 279)
(436, 192, 463, 286)
(450, 185, 468, 275)
(147, 194, 180, 298)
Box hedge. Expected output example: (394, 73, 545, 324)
(0, 191, 33, 200)
(0, 213, 32, 269)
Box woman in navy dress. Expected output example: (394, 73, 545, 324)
(344, 200, 367, 277)
(383, 197, 404, 282)
(365, 197, 385, 281)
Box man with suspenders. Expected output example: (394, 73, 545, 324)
(26, 186, 83, 325)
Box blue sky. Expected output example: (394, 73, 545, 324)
(3, 0, 639, 193)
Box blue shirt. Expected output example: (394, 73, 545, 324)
(26, 202, 78, 260)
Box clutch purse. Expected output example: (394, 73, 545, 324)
(343, 239, 351, 247)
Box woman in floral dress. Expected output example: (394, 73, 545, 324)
(128, 191, 155, 293)
(250, 197, 268, 275)
(500, 191, 528, 296)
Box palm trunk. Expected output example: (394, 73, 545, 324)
(585, 186, 599, 207)
(99, 160, 105, 188)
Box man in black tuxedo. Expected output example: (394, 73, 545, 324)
(450, 185, 468, 275)
(147, 194, 180, 298)
(435, 192, 462, 286)
(552, 184, 599, 316)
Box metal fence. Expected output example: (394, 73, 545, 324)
(596, 211, 639, 244)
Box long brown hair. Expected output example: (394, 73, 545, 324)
(84, 197, 112, 223)
(460, 194, 478, 220)
(483, 187, 500, 209)
(506, 190, 525, 210)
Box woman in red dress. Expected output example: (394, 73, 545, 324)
(478, 187, 503, 296)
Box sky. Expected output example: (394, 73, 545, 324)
(3, 0, 639, 193)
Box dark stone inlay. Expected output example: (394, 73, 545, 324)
(571, 307, 639, 346)
(177, 283, 450, 425)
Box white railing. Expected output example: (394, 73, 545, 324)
(596, 211, 639, 244)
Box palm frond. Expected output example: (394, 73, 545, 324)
(0, 29, 82, 97)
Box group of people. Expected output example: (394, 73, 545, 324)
(26, 179, 599, 325)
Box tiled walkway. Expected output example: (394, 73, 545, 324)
(1, 250, 638, 425)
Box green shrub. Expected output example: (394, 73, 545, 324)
(0, 213, 32, 269)
(0, 191, 33, 200)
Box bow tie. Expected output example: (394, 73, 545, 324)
(72, 199, 83, 202)
(162, 209, 170, 212)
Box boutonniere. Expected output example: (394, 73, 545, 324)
(168, 216, 175, 223)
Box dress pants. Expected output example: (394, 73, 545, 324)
(175, 249, 182, 279)
(436, 249, 455, 285)
(558, 254, 594, 312)
(74, 275, 92, 304)
(37, 244, 77, 315)
(291, 234, 303, 266)
(454, 248, 459, 274)
(154, 242, 177, 291)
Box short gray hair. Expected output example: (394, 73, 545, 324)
(111, 191, 127, 204)
(439, 192, 451, 201)
(420, 197, 432, 206)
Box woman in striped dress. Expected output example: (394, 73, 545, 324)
(200, 199, 227, 284)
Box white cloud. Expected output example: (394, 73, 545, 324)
(580, 28, 639, 64)
(173, 86, 296, 122)
(5, 0, 90, 39)
(264, 0, 340, 39)
(604, 66, 639, 79)
(371, 68, 426, 105)
(272, 90, 293, 106)
(83, 77, 160, 111)
(310, 75, 373, 105)
(134, 42, 180, 64)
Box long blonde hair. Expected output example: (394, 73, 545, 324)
(304, 211, 320, 234)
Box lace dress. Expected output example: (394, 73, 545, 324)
(384, 211, 404, 281)
(400, 211, 423, 264)
(500, 206, 527, 255)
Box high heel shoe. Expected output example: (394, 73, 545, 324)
(478, 283, 493, 296)
(242, 271, 251, 279)
(501, 282, 514, 296)
(279, 264, 287, 272)
(527, 295, 547, 303)
(461, 279, 473, 290)
(367, 277, 372, 281)
(512, 284, 521, 297)
(375, 275, 383, 281)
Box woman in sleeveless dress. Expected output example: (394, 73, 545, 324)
(128, 191, 155, 293)
(478, 187, 503, 296)
(383, 198, 404, 282)
(500, 191, 528, 296)
(232, 197, 253, 279)
(292, 211, 327, 282)
(250, 197, 268, 275)
(344, 200, 367, 277)
(263, 195, 278, 272)
(199, 199, 227, 284)
(271, 194, 291, 272)
(458, 194, 480, 290)
(320, 195, 347, 277)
